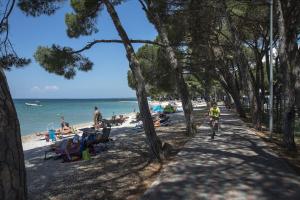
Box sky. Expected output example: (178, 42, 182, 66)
(5, 0, 158, 99)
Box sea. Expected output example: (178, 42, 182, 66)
(14, 98, 139, 136)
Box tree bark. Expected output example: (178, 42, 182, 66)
(0, 68, 27, 200)
(140, 2, 196, 136)
(217, 68, 246, 118)
(295, 63, 300, 114)
(294, 43, 300, 114)
(103, 0, 163, 159)
(252, 49, 264, 130)
(276, 0, 296, 150)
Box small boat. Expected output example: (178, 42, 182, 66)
(25, 102, 42, 107)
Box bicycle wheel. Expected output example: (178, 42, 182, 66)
(211, 126, 215, 139)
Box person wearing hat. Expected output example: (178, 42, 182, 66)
(93, 106, 102, 129)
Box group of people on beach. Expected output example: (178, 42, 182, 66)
(57, 106, 104, 134)
(40, 106, 104, 140)
(55, 106, 127, 137)
(43, 106, 115, 162)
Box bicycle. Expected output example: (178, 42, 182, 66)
(210, 117, 219, 139)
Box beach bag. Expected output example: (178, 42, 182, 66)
(82, 149, 91, 161)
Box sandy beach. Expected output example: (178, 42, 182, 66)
(21, 112, 137, 151)
(22, 100, 204, 151)
(23, 102, 207, 200)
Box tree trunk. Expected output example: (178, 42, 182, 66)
(276, 0, 296, 150)
(226, 84, 245, 118)
(0, 69, 27, 200)
(103, 0, 163, 159)
(260, 52, 266, 121)
(275, 90, 281, 132)
(217, 70, 246, 118)
(162, 36, 196, 136)
(295, 64, 300, 114)
(232, 91, 246, 118)
(251, 93, 262, 129)
(265, 42, 271, 85)
(252, 49, 264, 130)
(145, 9, 196, 136)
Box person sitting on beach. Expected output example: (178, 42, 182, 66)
(154, 116, 161, 127)
(60, 116, 69, 128)
(152, 113, 170, 127)
(63, 135, 80, 161)
(94, 106, 102, 130)
(57, 116, 72, 135)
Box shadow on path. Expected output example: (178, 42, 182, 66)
(141, 107, 300, 200)
(24, 111, 192, 200)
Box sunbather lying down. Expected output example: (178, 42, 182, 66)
(134, 114, 170, 129)
(55, 125, 73, 136)
(108, 115, 128, 126)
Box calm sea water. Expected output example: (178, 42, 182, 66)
(14, 98, 139, 135)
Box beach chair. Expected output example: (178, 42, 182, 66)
(83, 122, 112, 150)
(100, 126, 111, 141)
(44, 138, 80, 161)
(94, 125, 112, 150)
(49, 129, 56, 142)
(46, 123, 56, 142)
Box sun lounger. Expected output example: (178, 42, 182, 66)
(82, 124, 112, 153)
(94, 126, 112, 148)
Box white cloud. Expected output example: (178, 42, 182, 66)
(44, 85, 59, 91)
(30, 85, 59, 93)
(31, 86, 41, 92)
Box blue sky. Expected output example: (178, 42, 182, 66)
(5, 1, 157, 99)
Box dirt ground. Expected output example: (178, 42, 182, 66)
(24, 108, 207, 200)
(240, 109, 300, 175)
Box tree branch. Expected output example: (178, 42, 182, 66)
(72, 39, 165, 54)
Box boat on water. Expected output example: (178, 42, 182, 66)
(25, 102, 42, 107)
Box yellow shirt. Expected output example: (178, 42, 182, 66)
(210, 107, 220, 118)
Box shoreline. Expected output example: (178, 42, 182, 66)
(22, 112, 137, 151)
(21, 101, 205, 151)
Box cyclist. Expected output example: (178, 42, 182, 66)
(209, 102, 220, 138)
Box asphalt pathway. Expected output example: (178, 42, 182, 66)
(141, 107, 300, 200)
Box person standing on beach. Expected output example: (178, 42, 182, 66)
(94, 106, 102, 129)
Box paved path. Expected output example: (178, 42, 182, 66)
(141, 108, 300, 200)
